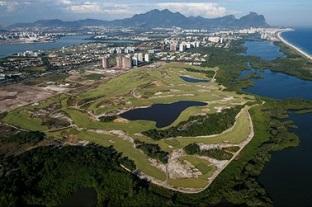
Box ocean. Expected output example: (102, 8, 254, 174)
(281, 28, 312, 56)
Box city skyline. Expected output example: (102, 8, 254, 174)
(0, 0, 312, 27)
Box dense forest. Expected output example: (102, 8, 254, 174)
(1, 100, 310, 207)
(143, 106, 241, 139)
(135, 140, 169, 163)
(0, 145, 177, 207)
(184, 143, 234, 160)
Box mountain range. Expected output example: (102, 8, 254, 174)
(7, 9, 269, 31)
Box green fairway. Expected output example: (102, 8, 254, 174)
(181, 155, 215, 176)
(4, 110, 48, 131)
(157, 107, 252, 151)
(167, 156, 215, 189)
(77, 131, 167, 181)
(2, 63, 255, 192)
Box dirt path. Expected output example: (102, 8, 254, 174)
(189, 106, 254, 193)
(138, 106, 255, 194)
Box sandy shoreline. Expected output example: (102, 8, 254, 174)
(278, 30, 312, 61)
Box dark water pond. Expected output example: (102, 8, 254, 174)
(62, 187, 97, 207)
(120, 101, 207, 128)
(180, 76, 209, 83)
(244, 40, 284, 60)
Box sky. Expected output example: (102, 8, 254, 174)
(0, 0, 312, 27)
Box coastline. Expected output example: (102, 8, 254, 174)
(0, 39, 56, 45)
(277, 30, 312, 61)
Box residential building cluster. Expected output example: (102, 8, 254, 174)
(101, 52, 150, 70)
(0, 27, 285, 84)
(164, 39, 201, 52)
(0, 57, 43, 72)
(48, 43, 109, 68)
(155, 51, 206, 65)
(0, 32, 60, 43)
(0, 57, 44, 83)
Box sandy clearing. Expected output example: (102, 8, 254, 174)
(0, 84, 56, 112)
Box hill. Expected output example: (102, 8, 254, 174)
(7, 9, 269, 31)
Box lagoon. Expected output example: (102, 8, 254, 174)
(0, 35, 91, 58)
(241, 69, 312, 100)
(244, 40, 284, 60)
(242, 37, 312, 206)
(120, 101, 207, 128)
(259, 112, 312, 207)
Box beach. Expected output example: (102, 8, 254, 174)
(278, 30, 312, 61)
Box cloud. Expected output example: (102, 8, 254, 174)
(0, 0, 19, 12)
(0, 0, 231, 23)
(157, 2, 227, 17)
(67, 3, 103, 14)
(101, 4, 134, 16)
(61, 1, 136, 17)
(55, 0, 100, 14)
(52, 0, 228, 17)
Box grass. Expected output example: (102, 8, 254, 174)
(3, 110, 47, 131)
(157, 107, 251, 151)
(167, 156, 215, 189)
(85, 74, 103, 80)
(2, 63, 253, 191)
(163, 106, 206, 129)
(64, 108, 155, 134)
(29, 66, 47, 73)
(76, 131, 167, 181)
(182, 156, 215, 176)
(77, 63, 247, 116)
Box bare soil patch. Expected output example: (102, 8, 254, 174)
(0, 84, 55, 112)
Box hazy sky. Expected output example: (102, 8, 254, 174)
(0, 0, 311, 26)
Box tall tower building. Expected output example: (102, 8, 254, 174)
(132, 56, 138, 66)
(116, 55, 123, 68)
(137, 53, 144, 62)
(144, 53, 150, 62)
(170, 41, 178, 52)
(179, 43, 185, 52)
(116, 48, 122, 54)
(122, 55, 132, 70)
(102, 55, 109, 69)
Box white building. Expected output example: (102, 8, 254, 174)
(109, 48, 115, 54)
(132, 56, 138, 66)
(138, 53, 144, 62)
(101, 55, 110, 69)
(208, 36, 221, 43)
(116, 48, 123, 54)
(0, 74, 5, 80)
(144, 53, 150, 62)
(179, 43, 185, 52)
(125, 47, 135, 53)
(148, 49, 155, 54)
(170, 41, 178, 51)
